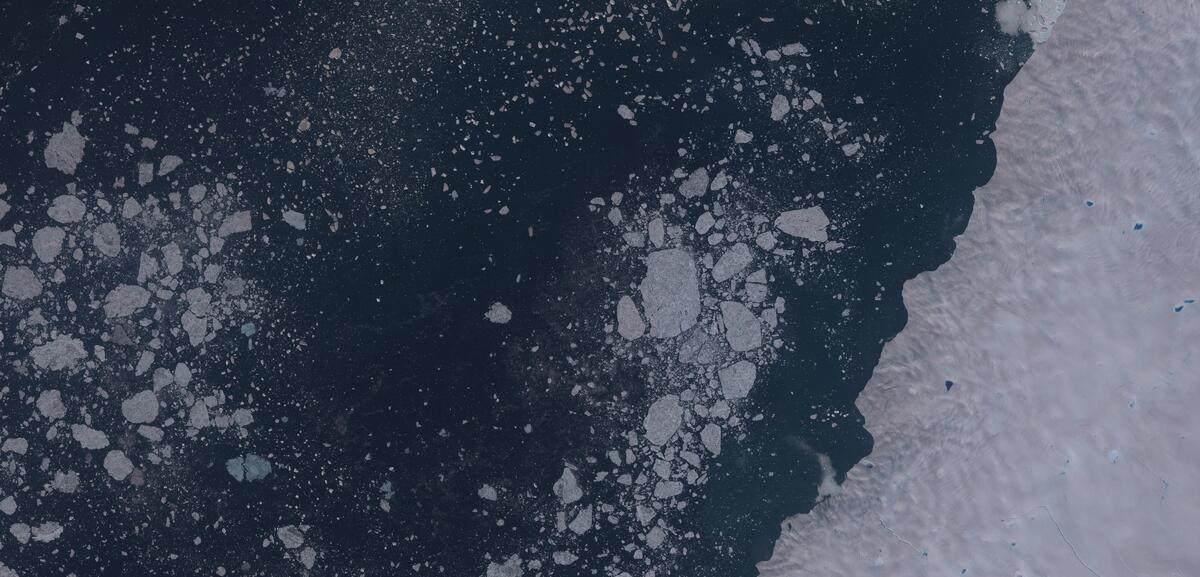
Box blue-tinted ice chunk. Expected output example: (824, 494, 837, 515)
(226, 454, 272, 481)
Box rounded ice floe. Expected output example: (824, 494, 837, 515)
(103, 284, 151, 318)
(484, 301, 513, 324)
(718, 360, 757, 399)
(719, 301, 762, 352)
(121, 390, 159, 424)
(36, 390, 66, 420)
(2, 266, 42, 300)
(92, 222, 122, 257)
(47, 195, 86, 224)
(103, 450, 134, 481)
(44, 122, 86, 175)
(639, 249, 700, 339)
(712, 242, 753, 283)
(485, 555, 523, 577)
(478, 484, 499, 501)
(643, 394, 683, 445)
(32, 226, 65, 263)
(552, 467, 582, 504)
(774, 206, 830, 242)
(615, 295, 646, 340)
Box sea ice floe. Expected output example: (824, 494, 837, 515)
(103, 284, 151, 318)
(32, 226, 65, 263)
(70, 424, 110, 450)
(774, 206, 830, 242)
(2, 266, 42, 300)
(36, 390, 65, 420)
(121, 390, 159, 424)
(103, 450, 134, 481)
(44, 122, 86, 175)
(552, 467, 583, 504)
(226, 454, 273, 481)
(47, 195, 86, 224)
(719, 301, 762, 352)
(718, 360, 757, 400)
(615, 295, 646, 340)
(677, 167, 710, 199)
(643, 394, 683, 445)
(639, 249, 700, 338)
(485, 302, 513, 324)
(93, 222, 122, 257)
(282, 209, 307, 230)
(711, 242, 753, 282)
(700, 423, 722, 455)
(29, 335, 87, 371)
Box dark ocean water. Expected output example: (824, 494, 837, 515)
(0, 1, 1031, 575)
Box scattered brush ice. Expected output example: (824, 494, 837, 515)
(719, 301, 762, 352)
(639, 249, 701, 338)
(643, 394, 683, 445)
(553, 467, 583, 504)
(485, 302, 513, 324)
(712, 242, 753, 282)
(103, 450, 134, 481)
(616, 295, 646, 340)
(677, 167, 710, 199)
(44, 122, 86, 175)
(121, 390, 159, 424)
(226, 454, 273, 481)
(282, 210, 307, 230)
(71, 424, 109, 450)
(774, 206, 830, 242)
(47, 195, 86, 223)
(2, 266, 42, 300)
(29, 335, 87, 371)
(718, 360, 757, 399)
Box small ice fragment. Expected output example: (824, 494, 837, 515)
(617, 104, 635, 120)
(478, 484, 499, 501)
(734, 129, 754, 144)
(37, 390, 66, 420)
(226, 454, 273, 482)
(30, 335, 87, 371)
(93, 222, 122, 257)
(568, 505, 593, 535)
